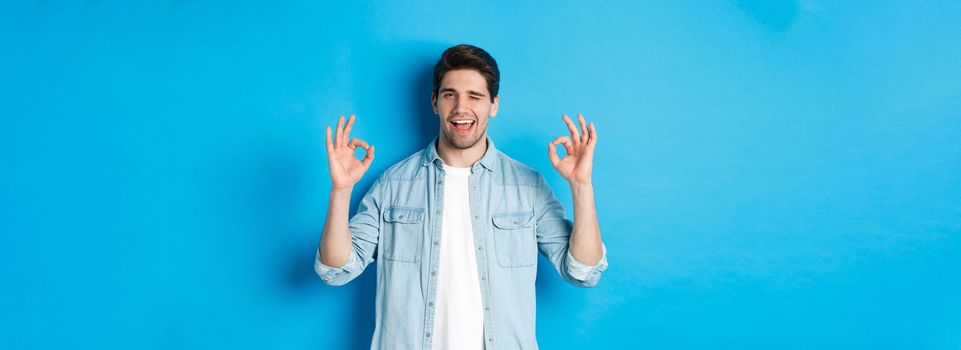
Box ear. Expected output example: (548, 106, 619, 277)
(431, 92, 439, 115)
(490, 95, 499, 117)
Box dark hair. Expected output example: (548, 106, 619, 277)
(433, 44, 499, 102)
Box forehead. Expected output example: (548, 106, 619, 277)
(440, 69, 488, 92)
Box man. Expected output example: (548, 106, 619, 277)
(315, 44, 608, 349)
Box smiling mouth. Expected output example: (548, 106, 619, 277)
(450, 119, 475, 133)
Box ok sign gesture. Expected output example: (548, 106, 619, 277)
(326, 115, 375, 190)
(548, 114, 597, 186)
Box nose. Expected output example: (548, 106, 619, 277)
(452, 96, 469, 115)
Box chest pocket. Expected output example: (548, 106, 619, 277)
(491, 211, 536, 268)
(382, 206, 426, 263)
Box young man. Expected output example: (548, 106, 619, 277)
(315, 44, 608, 349)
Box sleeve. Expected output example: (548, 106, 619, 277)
(314, 178, 385, 286)
(533, 173, 608, 288)
(566, 243, 608, 281)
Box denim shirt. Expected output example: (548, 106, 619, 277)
(315, 136, 609, 350)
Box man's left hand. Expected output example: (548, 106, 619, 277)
(548, 114, 597, 186)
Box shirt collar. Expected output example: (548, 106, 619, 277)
(422, 135, 498, 172)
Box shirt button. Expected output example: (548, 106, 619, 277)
(481, 276, 486, 281)
(437, 180, 443, 185)
(512, 220, 518, 225)
(431, 271, 437, 276)
(477, 246, 483, 250)
(426, 332, 431, 337)
(474, 215, 479, 220)
(484, 306, 489, 310)
(488, 337, 493, 342)
(428, 301, 434, 307)
(433, 241, 439, 246)
(398, 215, 404, 219)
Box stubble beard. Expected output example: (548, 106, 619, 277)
(442, 118, 485, 149)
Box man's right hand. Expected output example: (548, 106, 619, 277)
(326, 114, 374, 190)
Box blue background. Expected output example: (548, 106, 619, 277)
(2, 1, 960, 349)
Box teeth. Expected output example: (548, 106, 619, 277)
(452, 120, 474, 124)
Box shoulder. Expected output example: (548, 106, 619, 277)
(377, 148, 427, 183)
(493, 151, 546, 187)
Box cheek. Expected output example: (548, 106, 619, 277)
(469, 102, 492, 115)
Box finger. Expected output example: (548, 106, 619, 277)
(563, 114, 581, 144)
(325, 126, 334, 154)
(588, 122, 598, 147)
(343, 115, 356, 145)
(335, 115, 345, 146)
(551, 136, 574, 156)
(550, 136, 572, 145)
(547, 141, 561, 166)
(361, 145, 375, 168)
(577, 114, 589, 145)
(348, 138, 369, 151)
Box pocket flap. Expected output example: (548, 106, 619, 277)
(491, 211, 534, 229)
(383, 206, 425, 223)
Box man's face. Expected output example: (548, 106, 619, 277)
(432, 69, 499, 149)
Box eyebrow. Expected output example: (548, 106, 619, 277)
(440, 88, 487, 97)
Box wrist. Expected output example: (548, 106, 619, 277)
(568, 180, 594, 194)
(330, 186, 353, 200)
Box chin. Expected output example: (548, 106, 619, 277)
(443, 129, 484, 149)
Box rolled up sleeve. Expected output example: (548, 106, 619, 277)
(315, 249, 363, 286)
(566, 243, 608, 283)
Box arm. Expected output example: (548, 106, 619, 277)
(533, 174, 608, 288)
(318, 187, 354, 267)
(549, 114, 604, 264)
(314, 115, 378, 286)
(314, 179, 383, 286)
(538, 114, 607, 287)
(568, 182, 603, 265)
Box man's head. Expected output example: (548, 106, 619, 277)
(431, 44, 500, 150)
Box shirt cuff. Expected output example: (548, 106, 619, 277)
(314, 250, 358, 284)
(567, 243, 608, 281)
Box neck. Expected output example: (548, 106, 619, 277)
(437, 133, 488, 168)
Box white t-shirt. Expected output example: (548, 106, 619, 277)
(431, 164, 485, 350)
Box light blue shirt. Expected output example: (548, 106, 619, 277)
(315, 136, 609, 349)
